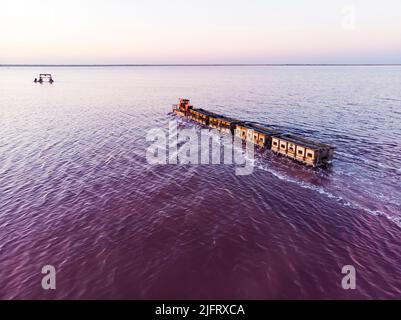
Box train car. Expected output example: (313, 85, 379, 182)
(271, 134, 334, 167)
(235, 122, 282, 148)
(208, 114, 242, 134)
(188, 108, 212, 125)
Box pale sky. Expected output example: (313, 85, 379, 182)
(0, 0, 400, 64)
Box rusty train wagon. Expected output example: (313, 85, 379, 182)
(187, 108, 214, 125)
(271, 134, 334, 167)
(235, 122, 282, 149)
(208, 114, 242, 134)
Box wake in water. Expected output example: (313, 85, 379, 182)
(255, 156, 401, 228)
(2, 66, 401, 299)
(170, 113, 401, 228)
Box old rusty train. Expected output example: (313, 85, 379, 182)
(172, 98, 334, 167)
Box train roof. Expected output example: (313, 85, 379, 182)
(191, 108, 217, 116)
(192, 108, 240, 122)
(277, 134, 334, 150)
(239, 121, 282, 136)
(210, 114, 242, 123)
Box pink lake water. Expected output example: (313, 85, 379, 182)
(0, 66, 400, 299)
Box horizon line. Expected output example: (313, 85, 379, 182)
(1, 63, 401, 67)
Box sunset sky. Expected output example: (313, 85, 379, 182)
(0, 0, 400, 64)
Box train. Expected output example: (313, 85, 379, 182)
(172, 98, 334, 167)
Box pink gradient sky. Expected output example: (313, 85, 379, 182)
(1, 0, 400, 64)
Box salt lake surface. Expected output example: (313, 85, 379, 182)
(0, 66, 400, 299)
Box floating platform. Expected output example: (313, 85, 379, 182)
(34, 74, 54, 83)
(172, 98, 334, 168)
